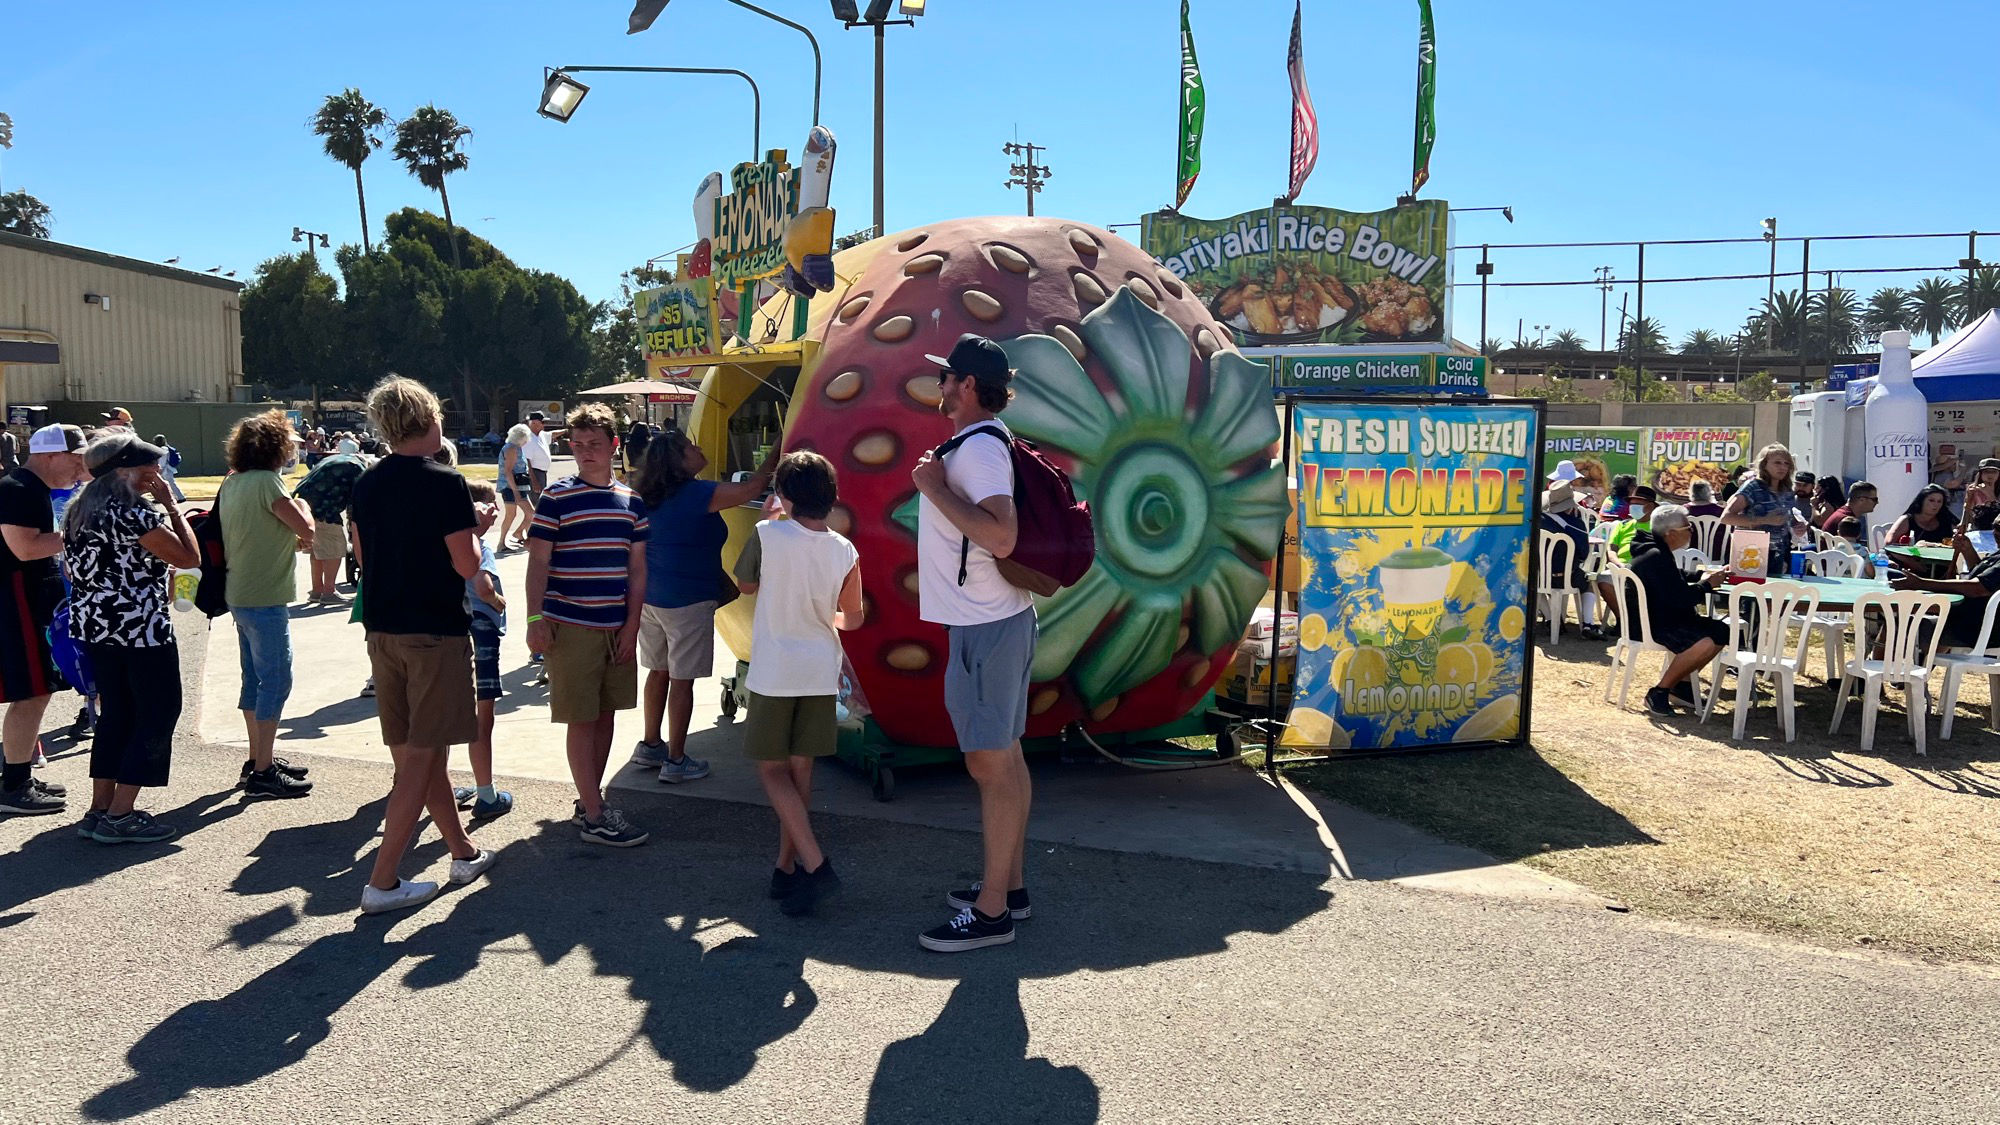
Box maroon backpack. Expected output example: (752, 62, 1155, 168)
(936, 425, 1095, 597)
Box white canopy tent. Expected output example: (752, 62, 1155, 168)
(1912, 309, 2000, 403)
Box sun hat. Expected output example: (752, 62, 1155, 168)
(1547, 459, 1580, 484)
(1543, 482, 1578, 514)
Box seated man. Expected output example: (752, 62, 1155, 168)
(1621, 504, 1729, 715)
(1540, 482, 1603, 639)
(1596, 485, 1659, 616)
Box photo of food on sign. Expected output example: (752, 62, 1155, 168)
(1643, 426, 1750, 501)
(1284, 402, 1538, 753)
(1142, 200, 1450, 346)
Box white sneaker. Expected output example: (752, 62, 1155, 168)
(359, 677, 376, 698)
(448, 848, 497, 885)
(360, 879, 439, 915)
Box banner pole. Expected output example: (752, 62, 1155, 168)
(1266, 392, 1294, 776)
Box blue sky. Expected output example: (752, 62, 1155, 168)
(6, 0, 1997, 351)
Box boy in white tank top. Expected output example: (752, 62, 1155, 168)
(731, 452, 863, 916)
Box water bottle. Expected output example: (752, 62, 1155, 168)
(172, 568, 200, 612)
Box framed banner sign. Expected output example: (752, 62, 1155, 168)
(1281, 396, 1541, 754)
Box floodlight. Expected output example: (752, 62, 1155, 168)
(539, 71, 591, 122)
(831, 0, 860, 20)
(863, 0, 895, 21)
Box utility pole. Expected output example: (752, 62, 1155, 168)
(1761, 217, 1778, 351)
(1594, 266, 1614, 351)
(1002, 140, 1050, 217)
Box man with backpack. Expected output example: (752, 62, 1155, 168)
(910, 334, 1039, 952)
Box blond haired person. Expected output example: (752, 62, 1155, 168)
(347, 376, 494, 914)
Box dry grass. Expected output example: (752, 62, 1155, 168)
(1294, 629, 2000, 966)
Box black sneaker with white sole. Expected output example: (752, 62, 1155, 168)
(918, 907, 1016, 952)
(239, 758, 309, 787)
(0, 783, 67, 816)
(945, 883, 1032, 920)
(578, 806, 649, 848)
(242, 767, 313, 799)
(31, 775, 66, 799)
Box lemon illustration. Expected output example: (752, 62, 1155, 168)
(1346, 647, 1389, 694)
(1453, 693, 1521, 742)
(1497, 606, 1525, 642)
(1281, 706, 1350, 748)
(1435, 643, 1479, 687)
(1469, 642, 1495, 684)
(1295, 552, 1315, 590)
(1299, 613, 1329, 652)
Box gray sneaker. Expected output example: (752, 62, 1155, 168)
(579, 806, 649, 848)
(631, 740, 670, 769)
(76, 809, 103, 839)
(91, 810, 178, 845)
(656, 755, 710, 784)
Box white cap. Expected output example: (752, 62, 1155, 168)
(1547, 459, 1579, 483)
(27, 424, 82, 454)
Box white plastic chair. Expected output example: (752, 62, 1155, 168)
(1537, 531, 1588, 643)
(1812, 527, 1840, 552)
(1602, 565, 1683, 709)
(1689, 514, 1725, 560)
(1829, 590, 1952, 754)
(1937, 593, 2000, 741)
(1700, 580, 1820, 741)
(1673, 546, 1710, 576)
(1796, 549, 1861, 680)
(1577, 507, 1601, 532)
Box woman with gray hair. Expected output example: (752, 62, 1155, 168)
(1618, 503, 1729, 716)
(497, 423, 535, 551)
(62, 433, 199, 843)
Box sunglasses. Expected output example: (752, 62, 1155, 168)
(935, 368, 961, 386)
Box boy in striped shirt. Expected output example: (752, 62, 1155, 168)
(525, 405, 652, 847)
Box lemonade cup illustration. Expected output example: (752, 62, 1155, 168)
(1376, 545, 1453, 638)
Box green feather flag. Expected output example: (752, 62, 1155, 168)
(1411, 0, 1437, 195)
(1175, 0, 1205, 211)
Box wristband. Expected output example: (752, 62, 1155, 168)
(526, 614, 543, 623)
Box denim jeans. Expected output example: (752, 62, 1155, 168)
(234, 605, 294, 721)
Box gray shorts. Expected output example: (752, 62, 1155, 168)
(944, 607, 1037, 752)
(638, 601, 716, 679)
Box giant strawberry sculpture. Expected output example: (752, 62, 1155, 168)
(769, 216, 1283, 748)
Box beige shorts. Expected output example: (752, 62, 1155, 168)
(366, 632, 476, 748)
(546, 620, 638, 724)
(311, 519, 348, 561)
(638, 601, 717, 679)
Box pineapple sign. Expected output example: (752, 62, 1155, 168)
(1284, 399, 1539, 753)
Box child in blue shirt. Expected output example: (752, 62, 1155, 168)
(459, 480, 512, 820)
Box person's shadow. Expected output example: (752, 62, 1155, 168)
(864, 968, 1097, 1125)
(0, 788, 246, 929)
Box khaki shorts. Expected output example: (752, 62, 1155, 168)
(546, 620, 637, 724)
(311, 519, 348, 561)
(366, 632, 477, 748)
(742, 691, 838, 761)
(638, 601, 717, 678)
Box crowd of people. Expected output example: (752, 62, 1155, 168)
(1543, 440, 2000, 719)
(0, 333, 1041, 953)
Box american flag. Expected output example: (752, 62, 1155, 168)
(1286, 1, 1318, 202)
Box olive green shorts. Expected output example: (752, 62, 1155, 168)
(742, 691, 837, 762)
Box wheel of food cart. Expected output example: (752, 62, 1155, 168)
(719, 659, 749, 720)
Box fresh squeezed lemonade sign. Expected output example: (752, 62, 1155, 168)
(1285, 402, 1538, 751)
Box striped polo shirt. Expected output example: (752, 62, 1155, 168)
(529, 475, 650, 629)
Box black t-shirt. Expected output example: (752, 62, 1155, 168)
(350, 455, 478, 635)
(0, 466, 61, 614)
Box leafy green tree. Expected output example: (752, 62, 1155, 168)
(585, 263, 678, 388)
(1545, 329, 1588, 353)
(1729, 371, 1783, 402)
(1525, 374, 1595, 403)
(1863, 287, 1913, 339)
(392, 105, 472, 268)
(1616, 317, 1667, 355)
(0, 190, 51, 238)
(310, 89, 389, 253)
(240, 252, 347, 394)
(1910, 277, 1959, 345)
(1679, 329, 1730, 356)
(1958, 267, 2000, 323)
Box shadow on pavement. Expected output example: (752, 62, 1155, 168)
(229, 796, 446, 921)
(864, 969, 1098, 1125)
(82, 795, 1328, 1120)
(0, 787, 248, 926)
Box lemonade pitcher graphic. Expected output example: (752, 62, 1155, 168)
(1376, 544, 1453, 638)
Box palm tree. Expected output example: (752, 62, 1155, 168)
(1746, 289, 1808, 352)
(1679, 328, 1730, 356)
(1862, 287, 1913, 340)
(1808, 287, 1862, 356)
(393, 105, 472, 268)
(1616, 316, 1666, 356)
(311, 89, 389, 253)
(1958, 267, 2000, 323)
(1910, 277, 1958, 344)
(1546, 329, 1588, 353)
(0, 190, 52, 238)
(1480, 336, 1507, 356)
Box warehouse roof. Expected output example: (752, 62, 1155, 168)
(0, 229, 245, 293)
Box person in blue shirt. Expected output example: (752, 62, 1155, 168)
(630, 428, 776, 783)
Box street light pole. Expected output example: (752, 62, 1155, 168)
(1002, 140, 1050, 216)
(1762, 216, 1778, 351)
(1594, 266, 1613, 351)
(540, 66, 762, 158)
(874, 20, 886, 235)
(628, 0, 818, 126)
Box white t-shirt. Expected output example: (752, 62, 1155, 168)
(525, 429, 554, 471)
(738, 519, 859, 697)
(919, 419, 1033, 627)
(335, 437, 359, 455)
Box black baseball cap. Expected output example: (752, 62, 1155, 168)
(924, 334, 1012, 384)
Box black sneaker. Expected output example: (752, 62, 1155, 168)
(75, 809, 104, 839)
(780, 860, 841, 917)
(1670, 680, 1697, 705)
(1580, 624, 1605, 641)
(1644, 687, 1675, 716)
(31, 775, 66, 799)
(945, 883, 1032, 920)
(91, 810, 178, 845)
(243, 766, 313, 799)
(918, 907, 1016, 952)
(0, 783, 66, 816)
(69, 707, 93, 740)
(768, 866, 798, 901)
(578, 806, 649, 848)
